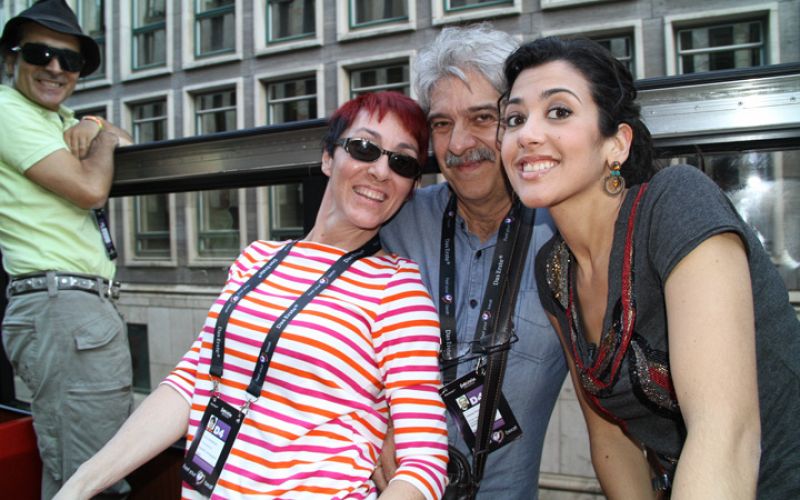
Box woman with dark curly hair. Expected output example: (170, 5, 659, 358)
(498, 36, 800, 499)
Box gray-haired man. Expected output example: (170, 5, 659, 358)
(379, 25, 567, 498)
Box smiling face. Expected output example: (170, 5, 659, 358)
(428, 70, 508, 206)
(320, 109, 418, 236)
(7, 23, 81, 111)
(500, 60, 630, 210)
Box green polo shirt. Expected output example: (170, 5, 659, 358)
(0, 85, 115, 280)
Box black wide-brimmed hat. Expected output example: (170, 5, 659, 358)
(0, 0, 100, 76)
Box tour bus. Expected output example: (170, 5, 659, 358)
(1, 62, 798, 499)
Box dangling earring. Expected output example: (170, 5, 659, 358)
(604, 160, 625, 196)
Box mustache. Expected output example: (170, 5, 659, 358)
(33, 70, 68, 83)
(444, 147, 496, 168)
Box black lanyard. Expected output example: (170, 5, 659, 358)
(438, 193, 527, 384)
(210, 235, 382, 400)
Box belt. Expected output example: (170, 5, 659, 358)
(8, 272, 121, 300)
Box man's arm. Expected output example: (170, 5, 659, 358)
(25, 129, 119, 209)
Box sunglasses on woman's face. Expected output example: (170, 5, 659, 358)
(336, 137, 421, 179)
(11, 42, 85, 73)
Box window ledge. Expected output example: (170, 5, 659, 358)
(337, 22, 415, 43)
(255, 38, 322, 57)
(76, 77, 112, 92)
(123, 259, 179, 268)
(122, 67, 173, 83)
(183, 52, 242, 71)
(187, 259, 239, 268)
(432, 5, 522, 26)
(541, 0, 619, 10)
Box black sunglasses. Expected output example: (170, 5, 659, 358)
(11, 42, 85, 73)
(336, 137, 421, 179)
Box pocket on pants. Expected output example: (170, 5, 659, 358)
(68, 306, 132, 386)
(1, 319, 41, 393)
(71, 307, 124, 350)
(62, 384, 133, 481)
(32, 418, 64, 483)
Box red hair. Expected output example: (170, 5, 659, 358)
(322, 91, 429, 164)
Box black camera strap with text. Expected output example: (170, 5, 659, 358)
(438, 193, 528, 385)
(471, 204, 535, 489)
(438, 191, 536, 495)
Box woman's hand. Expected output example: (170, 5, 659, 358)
(373, 419, 399, 491)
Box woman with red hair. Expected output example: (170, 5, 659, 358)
(56, 92, 448, 500)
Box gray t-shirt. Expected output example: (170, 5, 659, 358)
(537, 164, 800, 498)
(381, 182, 567, 500)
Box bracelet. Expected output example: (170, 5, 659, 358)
(81, 115, 104, 130)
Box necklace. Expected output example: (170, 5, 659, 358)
(566, 183, 648, 395)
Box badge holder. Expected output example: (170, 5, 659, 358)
(440, 367, 522, 453)
(93, 208, 117, 260)
(181, 380, 253, 497)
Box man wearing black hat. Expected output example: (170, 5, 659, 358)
(0, 1, 133, 498)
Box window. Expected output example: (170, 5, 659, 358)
(350, 0, 407, 28)
(195, 88, 237, 134)
(267, 0, 315, 43)
(128, 98, 171, 261)
(263, 75, 315, 244)
(195, 0, 235, 57)
(196, 189, 241, 258)
(126, 324, 151, 393)
(676, 19, 765, 74)
(665, 151, 800, 292)
(444, 0, 511, 13)
(132, 194, 171, 259)
(132, 0, 166, 69)
(131, 99, 167, 143)
(74, 107, 107, 120)
(350, 62, 409, 97)
(266, 75, 317, 124)
(190, 87, 242, 260)
(592, 34, 634, 75)
(76, 0, 106, 79)
(269, 184, 304, 240)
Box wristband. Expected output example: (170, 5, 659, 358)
(81, 115, 104, 130)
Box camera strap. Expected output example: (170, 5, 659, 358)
(438, 193, 524, 385)
(471, 203, 536, 488)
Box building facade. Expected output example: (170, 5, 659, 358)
(2, 0, 799, 497)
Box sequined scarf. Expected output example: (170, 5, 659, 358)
(555, 184, 648, 396)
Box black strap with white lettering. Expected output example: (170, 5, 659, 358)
(209, 235, 381, 399)
(438, 192, 527, 384)
(93, 208, 117, 260)
(472, 204, 536, 488)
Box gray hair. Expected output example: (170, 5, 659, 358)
(413, 23, 519, 113)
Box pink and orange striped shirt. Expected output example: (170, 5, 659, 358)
(163, 240, 449, 499)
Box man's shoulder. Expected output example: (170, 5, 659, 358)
(407, 182, 450, 209)
(0, 85, 30, 112)
(0, 85, 67, 130)
(380, 183, 449, 254)
(386, 183, 449, 227)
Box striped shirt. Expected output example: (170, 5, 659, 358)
(164, 240, 449, 499)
